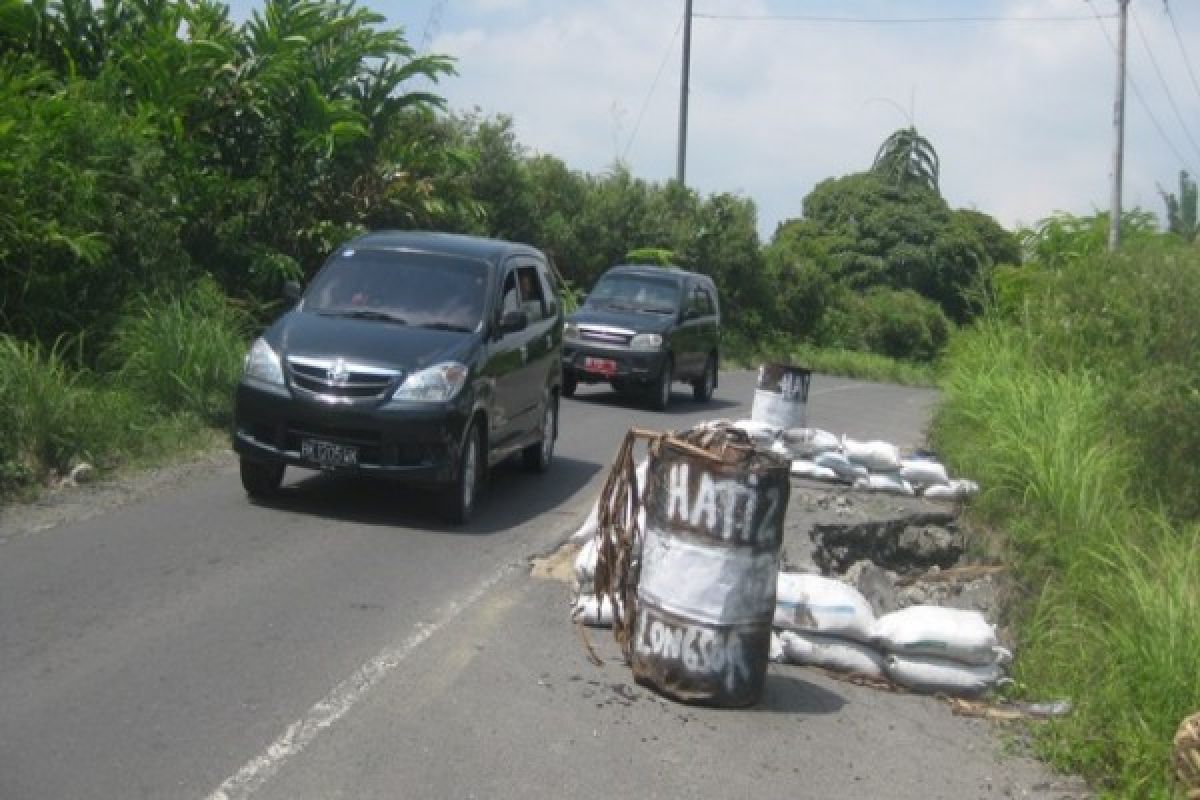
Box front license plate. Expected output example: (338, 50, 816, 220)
(301, 438, 358, 468)
(583, 356, 618, 376)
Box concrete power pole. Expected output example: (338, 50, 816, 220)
(676, 0, 693, 185)
(1109, 0, 1130, 253)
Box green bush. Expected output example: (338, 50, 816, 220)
(839, 288, 952, 362)
(103, 279, 250, 423)
(0, 336, 85, 485)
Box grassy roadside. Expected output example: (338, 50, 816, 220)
(930, 245, 1200, 798)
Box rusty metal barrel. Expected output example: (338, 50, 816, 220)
(630, 430, 790, 706)
(750, 363, 812, 430)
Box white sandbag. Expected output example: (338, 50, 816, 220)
(769, 632, 785, 663)
(569, 459, 650, 544)
(814, 451, 869, 481)
(774, 572, 877, 642)
(781, 427, 842, 457)
(859, 473, 915, 496)
(790, 460, 839, 481)
(884, 653, 1005, 696)
(571, 593, 622, 628)
(574, 537, 598, 587)
(922, 479, 980, 502)
(841, 436, 902, 472)
(569, 501, 600, 543)
(778, 630, 887, 678)
(874, 605, 1001, 666)
(732, 418, 780, 446)
(900, 458, 950, 487)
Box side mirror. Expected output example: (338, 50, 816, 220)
(283, 280, 302, 303)
(498, 309, 528, 335)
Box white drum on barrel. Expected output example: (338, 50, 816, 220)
(750, 363, 812, 429)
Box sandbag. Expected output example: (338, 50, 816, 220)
(884, 653, 1005, 696)
(841, 436, 902, 472)
(790, 460, 839, 481)
(814, 451, 868, 482)
(900, 458, 950, 487)
(874, 605, 1002, 666)
(778, 630, 887, 678)
(572, 593, 621, 627)
(922, 479, 981, 502)
(781, 427, 841, 457)
(731, 418, 780, 446)
(574, 536, 598, 587)
(857, 473, 915, 496)
(774, 572, 877, 642)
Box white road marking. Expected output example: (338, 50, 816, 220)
(205, 562, 516, 800)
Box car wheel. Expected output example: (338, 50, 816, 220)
(692, 354, 716, 402)
(562, 373, 577, 398)
(240, 457, 284, 498)
(523, 393, 557, 472)
(441, 421, 482, 524)
(649, 356, 673, 411)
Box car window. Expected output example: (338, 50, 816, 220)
(697, 286, 715, 316)
(517, 266, 545, 321)
(585, 274, 680, 313)
(306, 248, 488, 332)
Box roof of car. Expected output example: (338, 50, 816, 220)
(346, 231, 544, 263)
(605, 264, 713, 284)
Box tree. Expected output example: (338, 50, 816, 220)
(1159, 170, 1198, 242)
(871, 126, 940, 193)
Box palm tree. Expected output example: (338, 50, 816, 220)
(1159, 170, 1198, 242)
(871, 126, 940, 193)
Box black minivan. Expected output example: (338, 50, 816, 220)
(232, 231, 563, 523)
(561, 264, 719, 410)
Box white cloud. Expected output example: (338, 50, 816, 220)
(419, 0, 1200, 239)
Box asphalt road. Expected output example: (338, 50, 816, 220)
(0, 370, 1077, 799)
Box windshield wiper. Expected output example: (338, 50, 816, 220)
(325, 310, 408, 325)
(640, 306, 676, 314)
(417, 322, 473, 333)
(602, 302, 637, 311)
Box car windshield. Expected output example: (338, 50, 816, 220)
(304, 248, 488, 332)
(584, 274, 680, 313)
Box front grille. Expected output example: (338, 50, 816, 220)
(579, 325, 635, 347)
(287, 355, 400, 402)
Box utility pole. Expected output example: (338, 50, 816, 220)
(1109, 0, 1130, 253)
(675, 0, 693, 185)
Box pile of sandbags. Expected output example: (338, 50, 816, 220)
(771, 573, 887, 679)
(769, 573, 1010, 696)
(569, 460, 647, 628)
(730, 418, 980, 502)
(874, 605, 1011, 696)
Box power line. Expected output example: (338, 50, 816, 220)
(693, 12, 1115, 25)
(622, 12, 685, 161)
(1085, 0, 1198, 175)
(1131, 7, 1200, 166)
(1164, 2, 1200, 107)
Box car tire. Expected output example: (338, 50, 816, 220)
(522, 393, 557, 472)
(692, 354, 716, 402)
(441, 421, 482, 524)
(240, 458, 284, 498)
(649, 356, 673, 411)
(562, 373, 577, 398)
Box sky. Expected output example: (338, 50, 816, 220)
(233, 0, 1200, 241)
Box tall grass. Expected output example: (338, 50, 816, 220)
(104, 278, 249, 423)
(723, 328, 937, 387)
(1, 280, 249, 493)
(932, 254, 1200, 796)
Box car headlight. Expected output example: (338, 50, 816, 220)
(243, 337, 284, 385)
(563, 322, 580, 341)
(387, 362, 469, 404)
(630, 333, 663, 351)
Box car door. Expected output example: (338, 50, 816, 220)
(673, 279, 705, 378)
(484, 264, 527, 450)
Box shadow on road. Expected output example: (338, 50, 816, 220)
(754, 671, 847, 715)
(252, 454, 602, 534)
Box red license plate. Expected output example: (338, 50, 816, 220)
(583, 356, 618, 376)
